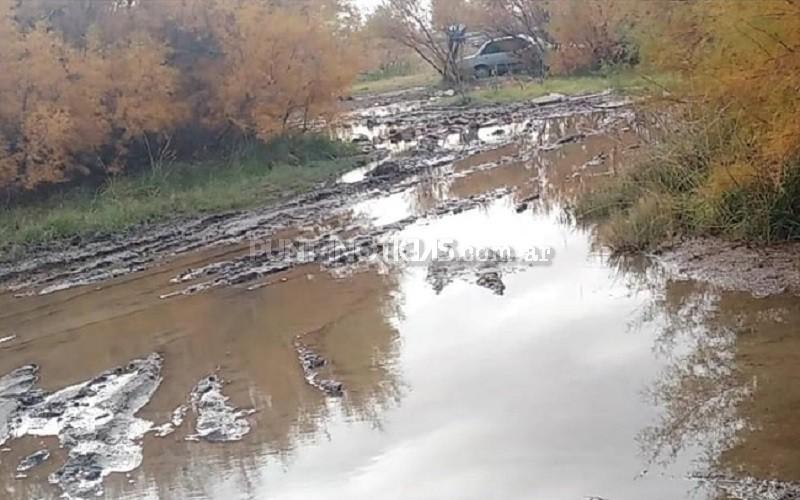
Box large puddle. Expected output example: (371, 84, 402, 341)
(0, 94, 798, 500)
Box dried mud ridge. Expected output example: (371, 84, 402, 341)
(0, 91, 632, 299)
(0, 355, 254, 498)
(15, 449, 50, 476)
(163, 186, 521, 298)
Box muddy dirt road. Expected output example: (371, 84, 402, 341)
(1, 89, 799, 500)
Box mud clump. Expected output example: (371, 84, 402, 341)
(427, 263, 456, 294)
(294, 337, 344, 397)
(188, 374, 254, 442)
(515, 193, 541, 213)
(0, 353, 164, 499)
(423, 246, 548, 296)
(476, 272, 506, 296)
(16, 449, 50, 474)
(366, 160, 402, 179)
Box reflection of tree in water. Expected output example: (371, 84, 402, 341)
(609, 254, 800, 498)
(638, 283, 749, 468)
(303, 270, 406, 426)
(410, 166, 455, 213)
(408, 112, 649, 216)
(533, 113, 652, 213)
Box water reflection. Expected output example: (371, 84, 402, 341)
(607, 253, 800, 497)
(0, 266, 404, 500)
(232, 210, 699, 500)
(1, 105, 798, 500)
(368, 111, 650, 223)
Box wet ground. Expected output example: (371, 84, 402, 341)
(0, 90, 799, 500)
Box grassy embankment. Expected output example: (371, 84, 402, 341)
(575, 116, 800, 251)
(0, 135, 362, 250)
(452, 71, 675, 105)
(351, 66, 441, 95)
(354, 65, 673, 103)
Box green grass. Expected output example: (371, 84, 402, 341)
(0, 135, 362, 249)
(575, 114, 800, 252)
(357, 62, 419, 83)
(351, 69, 441, 95)
(451, 71, 676, 105)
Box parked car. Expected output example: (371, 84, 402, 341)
(460, 35, 545, 79)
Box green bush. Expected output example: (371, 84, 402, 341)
(576, 115, 800, 251)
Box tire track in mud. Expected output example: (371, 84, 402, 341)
(0, 91, 653, 498)
(0, 92, 636, 300)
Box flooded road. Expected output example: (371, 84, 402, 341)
(0, 92, 798, 500)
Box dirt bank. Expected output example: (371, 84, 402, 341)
(656, 238, 800, 298)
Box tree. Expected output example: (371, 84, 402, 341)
(547, 0, 637, 75)
(479, 0, 551, 53)
(361, 5, 421, 77)
(0, 0, 362, 194)
(640, 0, 800, 184)
(205, 1, 359, 138)
(376, 0, 468, 85)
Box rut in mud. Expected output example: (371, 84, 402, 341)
(1, 88, 799, 500)
(0, 91, 634, 299)
(0, 90, 644, 499)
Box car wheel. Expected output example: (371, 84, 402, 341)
(474, 65, 492, 79)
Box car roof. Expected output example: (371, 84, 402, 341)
(481, 34, 550, 47)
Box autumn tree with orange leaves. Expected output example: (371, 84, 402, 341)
(577, 0, 800, 245)
(0, 0, 360, 194)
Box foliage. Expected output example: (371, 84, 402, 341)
(577, 0, 800, 249)
(0, 135, 360, 249)
(639, 0, 800, 177)
(371, 0, 638, 82)
(360, 5, 424, 80)
(373, 0, 481, 85)
(577, 114, 800, 250)
(478, 0, 551, 48)
(546, 0, 639, 75)
(0, 0, 361, 196)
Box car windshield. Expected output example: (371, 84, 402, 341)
(479, 38, 528, 55)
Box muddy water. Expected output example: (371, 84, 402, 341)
(1, 97, 799, 500)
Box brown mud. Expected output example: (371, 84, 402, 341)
(0, 89, 797, 500)
(656, 238, 800, 298)
(0, 91, 632, 299)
